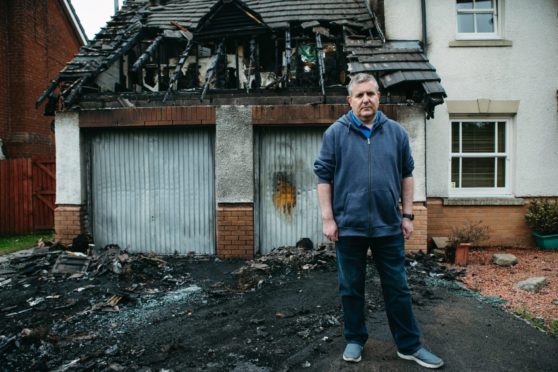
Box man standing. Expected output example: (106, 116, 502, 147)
(313, 73, 443, 369)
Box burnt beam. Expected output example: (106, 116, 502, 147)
(36, 78, 60, 109)
(284, 29, 292, 86)
(315, 33, 326, 98)
(102, 27, 144, 70)
(64, 78, 86, 107)
(163, 39, 195, 102)
(131, 35, 164, 72)
(246, 37, 260, 93)
(200, 41, 226, 101)
(365, 0, 385, 44)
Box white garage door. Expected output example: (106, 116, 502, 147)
(90, 128, 215, 255)
(256, 127, 327, 254)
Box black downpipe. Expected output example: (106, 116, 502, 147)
(421, 0, 427, 56)
(422, 0, 429, 203)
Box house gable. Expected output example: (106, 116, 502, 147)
(196, 0, 269, 39)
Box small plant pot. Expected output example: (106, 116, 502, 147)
(454, 243, 471, 266)
(532, 232, 558, 250)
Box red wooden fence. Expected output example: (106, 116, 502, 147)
(0, 159, 56, 234)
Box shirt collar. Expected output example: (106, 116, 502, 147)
(350, 110, 376, 130)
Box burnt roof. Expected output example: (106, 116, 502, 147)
(145, 0, 372, 30)
(38, 0, 446, 117)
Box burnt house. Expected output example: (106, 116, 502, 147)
(38, 0, 446, 257)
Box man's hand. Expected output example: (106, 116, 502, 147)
(400, 176, 414, 240)
(401, 218, 413, 240)
(317, 184, 338, 242)
(323, 217, 339, 242)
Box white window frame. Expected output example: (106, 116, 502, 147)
(456, 0, 501, 40)
(448, 118, 513, 197)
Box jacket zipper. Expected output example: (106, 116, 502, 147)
(368, 137, 372, 233)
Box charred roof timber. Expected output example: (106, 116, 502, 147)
(37, 0, 446, 118)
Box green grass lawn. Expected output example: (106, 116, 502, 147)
(0, 233, 54, 255)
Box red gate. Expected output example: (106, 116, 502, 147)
(32, 159, 56, 231)
(0, 159, 55, 234)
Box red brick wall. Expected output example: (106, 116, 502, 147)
(54, 205, 86, 245)
(2, 0, 82, 159)
(252, 104, 398, 125)
(80, 106, 216, 127)
(427, 198, 534, 248)
(405, 203, 428, 252)
(217, 203, 254, 259)
(0, 1, 9, 142)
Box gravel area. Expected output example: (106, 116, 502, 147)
(456, 248, 558, 327)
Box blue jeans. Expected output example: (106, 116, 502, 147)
(336, 234, 421, 354)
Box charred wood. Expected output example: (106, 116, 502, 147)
(64, 79, 86, 107)
(163, 39, 195, 102)
(131, 35, 164, 72)
(177, 63, 199, 90)
(200, 41, 225, 101)
(284, 29, 292, 86)
(365, 0, 385, 43)
(246, 37, 261, 92)
(35, 78, 60, 109)
(315, 33, 326, 97)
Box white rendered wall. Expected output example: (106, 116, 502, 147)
(384, 0, 422, 41)
(215, 106, 254, 203)
(55, 112, 85, 204)
(385, 0, 558, 197)
(398, 106, 426, 202)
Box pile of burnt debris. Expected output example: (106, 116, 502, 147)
(0, 237, 463, 370)
(0, 238, 223, 369)
(232, 239, 338, 291)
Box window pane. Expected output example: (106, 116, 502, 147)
(476, 0, 494, 10)
(476, 13, 494, 32)
(462, 122, 495, 152)
(452, 122, 460, 152)
(497, 122, 506, 152)
(457, 0, 473, 10)
(457, 14, 474, 33)
(497, 157, 506, 187)
(451, 158, 460, 188)
(462, 157, 495, 187)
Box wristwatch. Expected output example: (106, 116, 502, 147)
(402, 213, 414, 221)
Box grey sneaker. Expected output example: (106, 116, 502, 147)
(397, 347, 444, 369)
(343, 343, 363, 362)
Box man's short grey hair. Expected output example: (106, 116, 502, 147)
(347, 73, 379, 96)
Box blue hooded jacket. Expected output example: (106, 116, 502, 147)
(313, 110, 414, 238)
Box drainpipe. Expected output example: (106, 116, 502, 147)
(421, 0, 427, 56)
(421, 0, 428, 202)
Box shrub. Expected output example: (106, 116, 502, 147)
(525, 199, 558, 235)
(446, 221, 490, 263)
(549, 320, 558, 336)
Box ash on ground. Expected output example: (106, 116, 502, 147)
(0, 242, 462, 371)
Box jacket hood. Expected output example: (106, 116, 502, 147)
(338, 110, 388, 135)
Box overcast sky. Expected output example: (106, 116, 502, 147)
(71, 0, 124, 40)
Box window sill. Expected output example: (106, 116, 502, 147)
(443, 197, 524, 206)
(449, 39, 513, 48)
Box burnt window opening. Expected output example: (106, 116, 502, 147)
(126, 49, 140, 88)
(120, 22, 348, 96)
(120, 35, 184, 93)
(289, 24, 346, 89)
